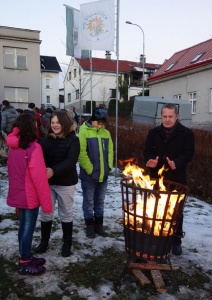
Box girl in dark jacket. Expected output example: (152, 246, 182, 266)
(35, 111, 80, 257)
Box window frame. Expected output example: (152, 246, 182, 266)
(209, 89, 212, 113)
(4, 87, 29, 102)
(174, 94, 181, 100)
(188, 92, 197, 115)
(76, 89, 79, 99)
(3, 47, 27, 70)
(46, 79, 51, 89)
(46, 95, 51, 103)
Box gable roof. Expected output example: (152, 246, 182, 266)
(148, 39, 212, 82)
(40, 55, 62, 72)
(76, 57, 160, 73)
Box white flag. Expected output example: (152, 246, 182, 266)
(78, 0, 115, 51)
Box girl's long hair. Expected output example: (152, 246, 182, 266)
(47, 111, 73, 137)
(12, 113, 37, 149)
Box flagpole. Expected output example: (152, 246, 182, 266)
(90, 50, 93, 114)
(115, 0, 120, 176)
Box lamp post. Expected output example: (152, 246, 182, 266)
(126, 21, 145, 96)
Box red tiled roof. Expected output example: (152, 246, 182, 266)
(76, 57, 160, 73)
(148, 39, 212, 82)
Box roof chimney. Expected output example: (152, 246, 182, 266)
(105, 51, 111, 60)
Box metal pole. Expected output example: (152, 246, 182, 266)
(126, 21, 145, 96)
(115, 0, 120, 177)
(90, 50, 93, 114)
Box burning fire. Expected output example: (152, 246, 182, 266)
(120, 159, 185, 236)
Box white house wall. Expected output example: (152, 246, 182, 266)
(149, 68, 212, 125)
(65, 58, 116, 112)
(41, 72, 60, 108)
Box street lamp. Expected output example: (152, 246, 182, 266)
(126, 21, 145, 96)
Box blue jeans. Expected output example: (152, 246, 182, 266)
(81, 180, 108, 220)
(18, 207, 39, 260)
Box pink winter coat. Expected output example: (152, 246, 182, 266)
(6, 127, 52, 213)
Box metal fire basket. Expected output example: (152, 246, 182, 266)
(121, 177, 188, 261)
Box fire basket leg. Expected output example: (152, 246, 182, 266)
(167, 256, 179, 292)
(120, 254, 133, 280)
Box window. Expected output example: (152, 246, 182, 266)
(46, 96, 50, 103)
(46, 79, 50, 89)
(109, 89, 116, 99)
(69, 72, 71, 81)
(191, 53, 204, 63)
(5, 87, 28, 102)
(189, 92, 196, 114)
(74, 68, 77, 77)
(210, 89, 212, 113)
(4, 47, 27, 70)
(68, 93, 71, 102)
(174, 94, 181, 100)
(76, 89, 79, 99)
(165, 62, 175, 71)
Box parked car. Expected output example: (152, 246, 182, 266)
(41, 104, 57, 110)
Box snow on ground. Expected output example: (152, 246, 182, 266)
(0, 164, 212, 299)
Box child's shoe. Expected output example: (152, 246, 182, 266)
(18, 260, 46, 276)
(31, 255, 46, 266)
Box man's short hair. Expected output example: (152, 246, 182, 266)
(28, 102, 35, 109)
(2, 100, 10, 107)
(161, 103, 179, 115)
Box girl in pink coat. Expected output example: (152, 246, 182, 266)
(6, 113, 52, 276)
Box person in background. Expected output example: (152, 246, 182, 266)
(1, 100, 18, 134)
(78, 107, 114, 238)
(15, 108, 24, 114)
(41, 107, 53, 127)
(34, 107, 46, 140)
(35, 111, 80, 257)
(6, 113, 52, 276)
(66, 109, 77, 133)
(23, 103, 46, 140)
(23, 102, 36, 115)
(71, 107, 79, 132)
(144, 103, 195, 256)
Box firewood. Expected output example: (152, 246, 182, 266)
(131, 269, 151, 285)
(129, 262, 179, 271)
(150, 270, 166, 293)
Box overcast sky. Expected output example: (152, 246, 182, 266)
(1, 0, 212, 67)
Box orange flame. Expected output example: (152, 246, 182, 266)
(122, 159, 184, 236)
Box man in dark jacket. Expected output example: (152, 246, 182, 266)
(144, 103, 195, 256)
(1, 100, 17, 134)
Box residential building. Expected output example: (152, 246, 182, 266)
(0, 25, 41, 109)
(40, 55, 62, 109)
(64, 52, 160, 113)
(148, 39, 212, 126)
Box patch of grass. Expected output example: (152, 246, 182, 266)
(0, 256, 30, 300)
(64, 247, 127, 288)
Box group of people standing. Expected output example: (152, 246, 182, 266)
(4, 104, 114, 276)
(2, 101, 195, 277)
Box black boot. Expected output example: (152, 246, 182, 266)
(94, 216, 108, 237)
(0, 215, 2, 223)
(35, 221, 52, 254)
(61, 222, 73, 257)
(85, 218, 95, 238)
